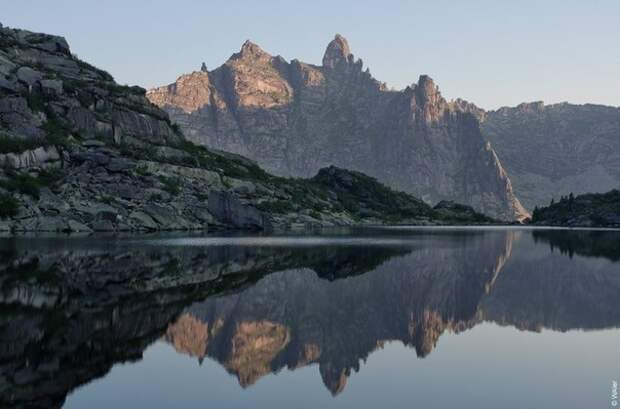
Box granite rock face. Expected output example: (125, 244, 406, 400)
(148, 35, 528, 221)
(479, 102, 620, 209)
(1, 26, 488, 232)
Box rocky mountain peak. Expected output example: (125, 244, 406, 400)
(414, 75, 440, 103)
(234, 40, 270, 61)
(148, 35, 530, 221)
(322, 34, 353, 69)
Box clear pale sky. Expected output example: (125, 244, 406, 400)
(3, 0, 619, 110)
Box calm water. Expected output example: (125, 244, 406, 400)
(1, 227, 619, 408)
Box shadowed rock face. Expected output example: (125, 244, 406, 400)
(147, 36, 528, 221)
(478, 102, 620, 209)
(2, 229, 619, 406)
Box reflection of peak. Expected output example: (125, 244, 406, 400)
(229, 321, 290, 387)
(161, 231, 516, 395)
(319, 362, 349, 396)
(165, 314, 209, 359)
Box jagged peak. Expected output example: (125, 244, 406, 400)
(416, 75, 437, 92)
(239, 40, 269, 58)
(414, 74, 441, 103)
(225, 39, 272, 64)
(322, 34, 353, 69)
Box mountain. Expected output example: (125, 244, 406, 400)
(147, 35, 528, 221)
(479, 102, 620, 209)
(530, 189, 620, 227)
(0, 25, 491, 232)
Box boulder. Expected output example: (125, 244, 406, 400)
(208, 190, 272, 230)
(142, 203, 191, 230)
(0, 147, 60, 169)
(39, 79, 63, 96)
(129, 210, 159, 231)
(16, 66, 43, 86)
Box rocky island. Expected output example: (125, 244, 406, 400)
(0, 25, 495, 233)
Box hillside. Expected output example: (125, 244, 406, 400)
(0, 25, 492, 232)
(531, 190, 620, 227)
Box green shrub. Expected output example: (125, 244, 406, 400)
(0, 194, 19, 219)
(42, 115, 70, 147)
(257, 200, 294, 214)
(309, 210, 322, 220)
(100, 195, 114, 204)
(26, 92, 46, 113)
(0, 169, 61, 200)
(0, 136, 44, 154)
(0, 173, 41, 199)
(170, 122, 183, 136)
(135, 164, 150, 176)
(158, 176, 181, 196)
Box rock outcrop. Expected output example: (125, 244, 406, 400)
(147, 35, 528, 221)
(0, 25, 493, 232)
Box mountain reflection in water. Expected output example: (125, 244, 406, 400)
(0, 228, 619, 408)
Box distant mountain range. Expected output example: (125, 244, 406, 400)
(148, 35, 620, 218)
(479, 102, 620, 208)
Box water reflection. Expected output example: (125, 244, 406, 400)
(0, 228, 618, 408)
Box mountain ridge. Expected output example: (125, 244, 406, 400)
(0, 25, 497, 232)
(148, 34, 529, 221)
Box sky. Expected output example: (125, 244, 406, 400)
(3, 0, 619, 110)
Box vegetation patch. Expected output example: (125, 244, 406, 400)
(0, 169, 61, 200)
(158, 175, 181, 196)
(257, 200, 295, 214)
(0, 194, 19, 219)
(0, 135, 44, 154)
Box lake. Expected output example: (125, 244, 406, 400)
(1, 227, 619, 408)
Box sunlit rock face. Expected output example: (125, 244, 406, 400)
(148, 36, 528, 221)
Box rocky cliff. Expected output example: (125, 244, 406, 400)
(0, 26, 491, 232)
(147, 35, 528, 221)
(479, 102, 620, 209)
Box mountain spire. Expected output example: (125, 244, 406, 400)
(322, 34, 353, 69)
